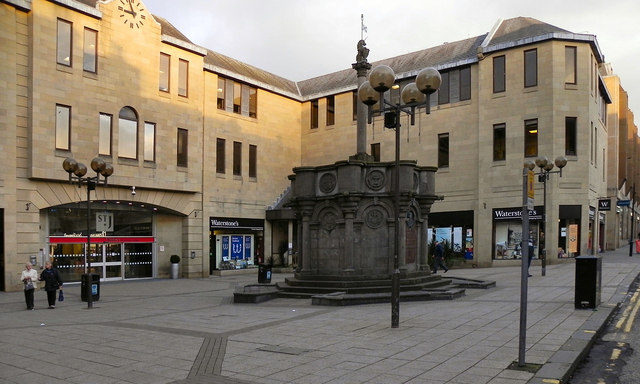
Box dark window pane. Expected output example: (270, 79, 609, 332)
(249, 144, 257, 178)
(438, 133, 449, 168)
(216, 138, 225, 174)
(177, 128, 188, 167)
(565, 46, 577, 84)
(565, 117, 577, 156)
(460, 66, 471, 101)
(217, 77, 225, 110)
(493, 124, 506, 161)
(233, 141, 242, 176)
(371, 143, 380, 162)
(326, 95, 335, 126)
(493, 56, 505, 93)
(524, 119, 538, 157)
(352, 91, 358, 121)
(438, 72, 449, 105)
(524, 49, 537, 87)
(310, 100, 318, 129)
(57, 19, 72, 66)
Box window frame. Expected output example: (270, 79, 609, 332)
(437, 133, 449, 168)
(178, 59, 189, 97)
(159, 53, 170, 92)
(144, 122, 156, 162)
(177, 128, 188, 167)
(233, 141, 242, 176)
(493, 55, 506, 93)
(55, 104, 71, 151)
(82, 27, 97, 73)
(524, 119, 538, 158)
(438, 72, 450, 105)
(371, 143, 380, 162)
(459, 66, 471, 101)
(565, 117, 577, 156)
(493, 123, 506, 161)
(217, 77, 225, 110)
(249, 144, 257, 178)
(565, 46, 577, 85)
(524, 49, 538, 88)
(326, 95, 335, 126)
(216, 138, 225, 174)
(98, 113, 112, 156)
(352, 91, 358, 121)
(118, 106, 138, 160)
(56, 18, 72, 67)
(310, 99, 319, 129)
(233, 82, 241, 114)
(248, 86, 257, 118)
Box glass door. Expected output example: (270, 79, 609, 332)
(87, 243, 123, 280)
(124, 243, 153, 278)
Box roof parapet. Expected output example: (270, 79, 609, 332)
(48, 0, 101, 18)
(161, 35, 207, 56)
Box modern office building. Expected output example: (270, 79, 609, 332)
(1, 0, 638, 290)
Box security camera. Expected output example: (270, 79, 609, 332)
(131, 186, 136, 196)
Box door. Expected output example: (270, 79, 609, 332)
(88, 243, 123, 280)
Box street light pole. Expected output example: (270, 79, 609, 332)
(630, 184, 635, 257)
(359, 65, 441, 328)
(62, 157, 113, 309)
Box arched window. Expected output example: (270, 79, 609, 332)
(118, 106, 138, 159)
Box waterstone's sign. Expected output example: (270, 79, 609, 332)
(209, 217, 264, 230)
(492, 206, 543, 221)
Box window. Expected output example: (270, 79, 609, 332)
(233, 141, 242, 176)
(310, 100, 318, 129)
(83, 28, 97, 73)
(371, 143, 380, 162)
(459, 66, 471, 101)
(438, 133, 449, 168)
(493, 55, 505, 93)
(594, 127, 598, 166)
(565, 46, 577, 84)
(177, 128, 188, 167)
(524, 119, 538, 157)
(524, 49, 537, 87)
(249, 144, 257, 178)
(57, 19, 72, 66)
(144, 122, 155, 161)
(216, 138, 225, 174)
(249, 87, 257, 118)
(438, 72, 450, 104)
(99, 113, 112, 155)
(217, 77, 225, 110)
(55, 105, 71, 150)
(159, 53, 170, 92)
(118, 106, 138, 159)
(493, 123, 506, 161)
(565, 117, 577, 156)
(590, 121, 594, 163)
(326, 95, 335, 126)
(233, 82, 241, 113)
(178, 59, 188, 97)
(352, 91, 358, 121)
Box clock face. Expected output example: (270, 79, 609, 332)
(117, 0, 146, 29)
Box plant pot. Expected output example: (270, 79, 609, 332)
(171, 263, 180, 279)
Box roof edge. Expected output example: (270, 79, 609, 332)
(161, 35, 207, 56)
(599, 74, 613, 104)
(47, 0, 101, 18)
(2, 0, 31, 11)
(483, 32, 605, 62)
(203, 63, 302, 101)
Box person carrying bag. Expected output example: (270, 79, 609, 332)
(39, 261, 63, 309)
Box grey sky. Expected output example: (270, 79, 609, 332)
(143, 0, 640, 123)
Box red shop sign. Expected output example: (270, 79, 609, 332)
(49, 236, 154, 244)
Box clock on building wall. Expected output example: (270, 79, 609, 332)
(117, 0, 146, 29)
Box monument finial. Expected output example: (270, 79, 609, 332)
(356, 14, 370, 65)
(361, 14, 367, 41)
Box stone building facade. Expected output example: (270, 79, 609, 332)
(1, 1, 638, 290)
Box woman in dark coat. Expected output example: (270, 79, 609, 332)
(39, 261, 63, 309)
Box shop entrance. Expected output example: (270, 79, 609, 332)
(88, 243, 122, 280)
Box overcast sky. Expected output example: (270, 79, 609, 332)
(143, 0, 640, 122)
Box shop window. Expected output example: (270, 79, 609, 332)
(493, 123, 506, 161)
(493, 55, 505, 93)
(524, 119, 538, 157)
(178, 59, 188, 97)
(99, 113, 112, 156)
(83, 28, 97, 73)
(144, 122, 155, 162)
(310, 99, 318, 129)
(233, 141, 242, 176)
(55, 104, 71, 150)
(118, 106, 138, 159)
(326, 95, 335, 126)
(216, 138, 225, 174)
(217, 77, 225, 110)
(565, 46, 577, 84)
(494, 220, 540, 260)
(371, 143, 380, 162)
(159, 53, 170, 92)
(57, 19, 72, 66)
(565, 117, 577, 156)
(177, 128, 188, 167)
(524, 49, 537, 87)
(249, 144, 257, 178)
(438, 133, 449, 168)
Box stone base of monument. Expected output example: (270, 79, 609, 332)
(233, 284, 279, 304)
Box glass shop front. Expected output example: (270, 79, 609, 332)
(492, 206, 542, 260)
(47, 203, 155, 283)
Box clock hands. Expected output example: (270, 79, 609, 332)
(125, 0, 137, 17)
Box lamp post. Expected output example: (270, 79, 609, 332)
(62, 157, 114, 309)
(358, 65, 441, 328)
(534, 156, 567, 276)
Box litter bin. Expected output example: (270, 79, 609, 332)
(575, 255, 601, 309)
(81, 273, 100, 302)
(258, 264, 272, 284)
(635, 240, 640, 254)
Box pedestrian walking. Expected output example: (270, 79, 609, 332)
(39, 261, 63, 309)
(21, 262, 38, 310)
(433, 241, 448, 273)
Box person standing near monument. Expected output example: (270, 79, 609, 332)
(433, 241, 448, 273)
(39, 261, 63, 309)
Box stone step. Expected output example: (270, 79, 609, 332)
(276, 279, 451, 295)
(284, 274, 443, 288)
